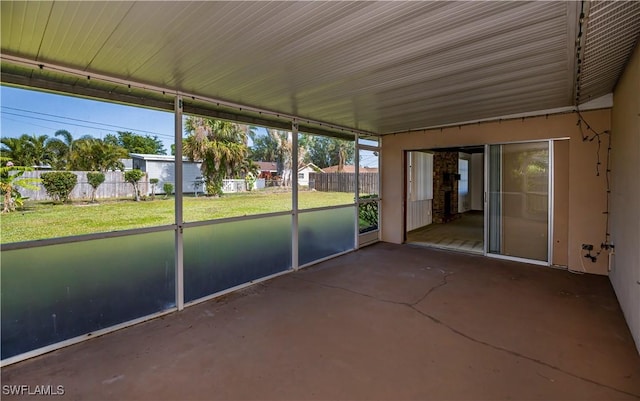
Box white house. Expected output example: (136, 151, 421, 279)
(129, 153, 203, 194)
(297, 163, 322, 187)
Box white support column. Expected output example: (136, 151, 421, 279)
(291, 120, 299, 271)
(174, 96, 184, 310)
(354, 133, 360, 248)
(548, 139, 554, 266)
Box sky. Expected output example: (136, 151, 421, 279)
(1, 85, 378, 167)
(1, 85, 176, 152)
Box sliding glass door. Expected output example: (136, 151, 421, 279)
(485, 141, 551, 264)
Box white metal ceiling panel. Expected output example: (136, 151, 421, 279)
(0, 1, 53, 58)
(36, 2, 134, 67)
(1, 1, 638, 134)
(579, 1, 640, 104)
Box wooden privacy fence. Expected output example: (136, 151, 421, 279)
(18, 171, 149, 201)
(309, 172, 379, 195)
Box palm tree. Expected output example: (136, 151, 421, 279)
(336, 140, 349, 173)
(46, 130, 75, 170)
(183, 117, 249, 196)
(69, 138, 127, 171)
(0, 134, 55, 167)
(268, 130, 293, 187)
(0, 137, 30, 166)
(24, 134, 54, 167)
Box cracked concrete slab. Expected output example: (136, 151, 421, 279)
(2, 243, 639, 400)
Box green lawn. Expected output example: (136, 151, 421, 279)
(0, 191, 355, 244)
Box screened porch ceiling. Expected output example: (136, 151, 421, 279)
(1, 1, 639, 137)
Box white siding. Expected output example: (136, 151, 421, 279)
(407, 199, 432, 231)
(406, 152, 433, 231)
(144, 160, 202, 194)
(408, 152, 433, 201)
(297, 166, 314, 186)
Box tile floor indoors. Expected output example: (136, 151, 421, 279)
(406, 211, 484, 254)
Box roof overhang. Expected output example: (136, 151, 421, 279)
(2, 1, 639, 135)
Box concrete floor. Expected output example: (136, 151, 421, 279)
(2, 243, 640, 400)
(407, 211, 484, 254)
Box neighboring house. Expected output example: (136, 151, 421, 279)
(120, 158, 133, 170)
(129, 153, 203, 194)
(254, 161, 278, 178)
(297, 163, 322, 187)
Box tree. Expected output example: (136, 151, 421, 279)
(149, 178, 159, 200)
(163, 182, 173, 199)
(104, 131, 166, 155)
(249, 131, 279, 162)
(1, 134, 55, 167)
(46, 130, 93, 170)
(41, 171, 78, 203)
(1, 137, 30, 166)
(124, 169, 145, 201)
(24, 134, 54, 167)
(70, 138, 127, 171)
(305, 136, 354, 170)
(0, 158, 40, 213)
(182, 117, 249, 196)
(86, 172, 106, 203)
(269, 130, 293, 187)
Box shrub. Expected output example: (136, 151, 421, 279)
(1, 158, 40, 213)
(149, 178, 159, 200)
(245, 172, 256, 192)
(358, 194, 378, 233)
(86, 171, 105, 203)
(163, 182, 173, 199)
(124, 169, 145, 202)
(41, 171, 77, 203)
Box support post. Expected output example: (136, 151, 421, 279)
(174, 96, 184, 310)
(354, 133, 360, 248)
(292, 120, 299, 271)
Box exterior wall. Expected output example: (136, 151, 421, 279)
(553, 140, 570, 267)
(139, 160, 202, 194)
(381, 109, 610, 274)
(610, 42, 640, 353)
(298, 167, 313, 187)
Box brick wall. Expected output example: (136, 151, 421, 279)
(432, 152, 460, 223)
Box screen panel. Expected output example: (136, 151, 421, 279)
(183, 215, 292, 302)
(299, 206, 356, 266)
(1, 230, 176, 359)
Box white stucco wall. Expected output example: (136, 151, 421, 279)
(610, 42, 640, 354)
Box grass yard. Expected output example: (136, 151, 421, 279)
(0, 191, 355, 244)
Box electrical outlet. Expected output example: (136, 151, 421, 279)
(582, 244, 593, 251)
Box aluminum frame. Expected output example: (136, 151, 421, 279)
(484, 139, 554, 266)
